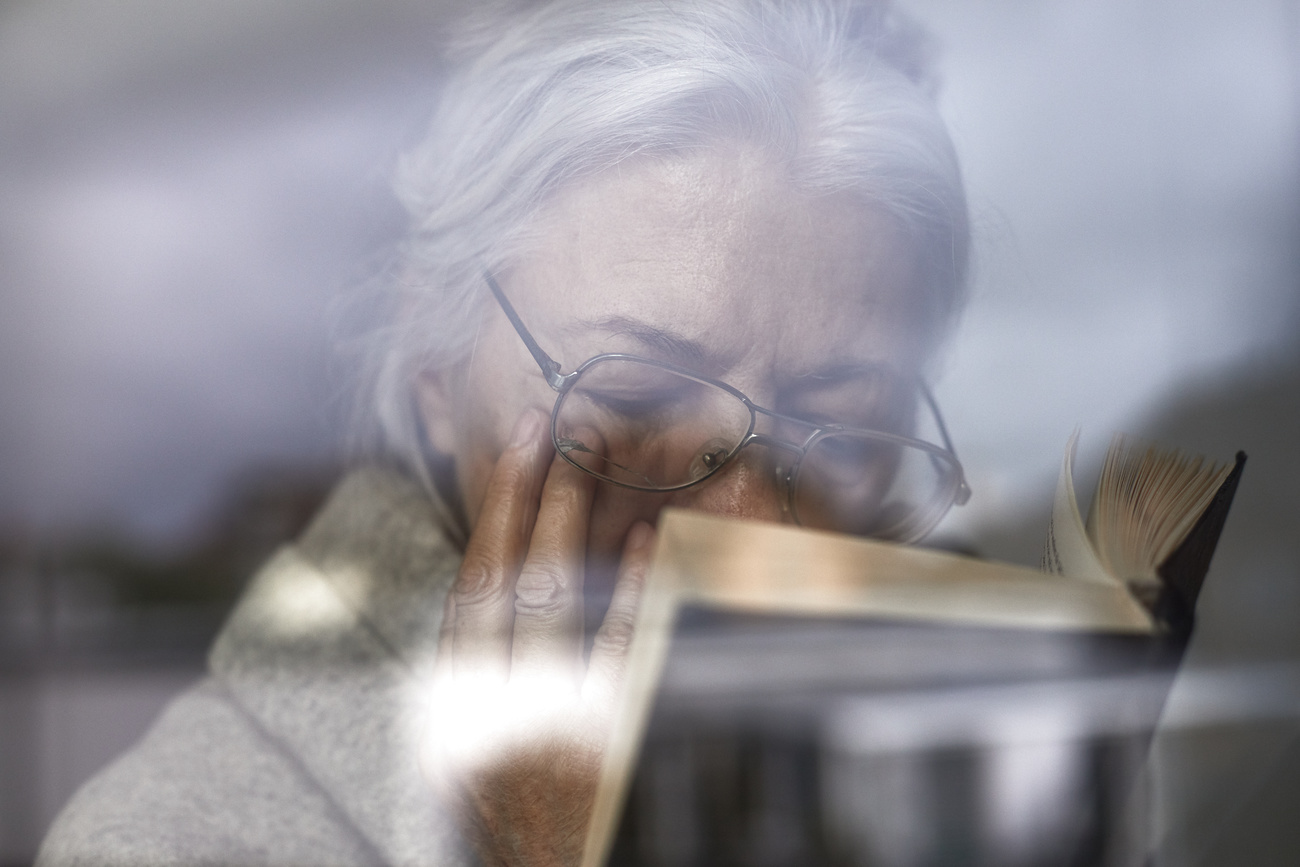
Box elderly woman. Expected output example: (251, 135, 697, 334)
(39, 0, 969, 864)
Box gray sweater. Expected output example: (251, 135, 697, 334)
(38, 468, 471, 866)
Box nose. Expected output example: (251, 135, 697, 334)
(666, 445, 789, 524)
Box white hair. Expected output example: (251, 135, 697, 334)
(363, 0, 969, 494)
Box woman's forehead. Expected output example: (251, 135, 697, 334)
(503, 151, 928, 376)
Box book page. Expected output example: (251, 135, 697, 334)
(1042, 430, 1119, 585)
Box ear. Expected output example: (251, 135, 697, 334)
(413, 366, 462, 458)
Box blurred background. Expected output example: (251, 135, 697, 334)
(1, 1, 1297, 864)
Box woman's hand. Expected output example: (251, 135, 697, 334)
(423, 409, 654, 867)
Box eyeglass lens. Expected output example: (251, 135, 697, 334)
(552, 357, 961, 540)
(555, 358, 752, 488)
(792, 431, 959, 540)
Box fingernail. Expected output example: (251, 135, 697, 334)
(510, 410, 543, 447)
(626, 521, 654, 552)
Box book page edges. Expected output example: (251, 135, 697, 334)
(581, 509, 1154, 866)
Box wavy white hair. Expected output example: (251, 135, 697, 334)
(365, 0, 969, 495)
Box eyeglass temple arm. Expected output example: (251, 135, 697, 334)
(484, 272, 575, 392)
(922, 383, 971, 506)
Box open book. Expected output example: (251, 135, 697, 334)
(581, 435, 1245, 867)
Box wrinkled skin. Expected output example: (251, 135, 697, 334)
(418, 146, 925, 865)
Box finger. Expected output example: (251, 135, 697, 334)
(450, 409, 551, 683)
(509, 431, 602, 685)
(583, 521, 655, 713)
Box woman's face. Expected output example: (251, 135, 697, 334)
(417, 146, 928, 590)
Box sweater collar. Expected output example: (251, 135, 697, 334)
(209, 466, 468, 866)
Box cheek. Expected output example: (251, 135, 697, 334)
(453, 372, 555, 527)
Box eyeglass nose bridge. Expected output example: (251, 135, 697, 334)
(722, 430, 810, 514)
(741, 431, 807, 457)
(742, 402, 822, 457)
(728, 402, 823, 481)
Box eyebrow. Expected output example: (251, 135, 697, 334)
(565, 316, 724, 373)
(793, 361, 904, 384)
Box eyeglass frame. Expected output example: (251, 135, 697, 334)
(483, 271, 971, 532)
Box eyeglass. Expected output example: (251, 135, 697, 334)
(485, 272, 970, 542)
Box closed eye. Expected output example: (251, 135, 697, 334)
(582, 388, 681, 418)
